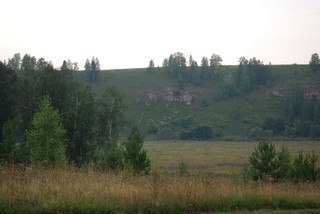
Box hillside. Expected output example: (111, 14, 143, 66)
(75, 64, 320, 140)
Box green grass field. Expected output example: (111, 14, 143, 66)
(144, 140, 320, 174)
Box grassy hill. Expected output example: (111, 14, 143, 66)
(74, 64, 320, 140)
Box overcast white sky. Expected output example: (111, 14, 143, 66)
(0, 0, 319, 69)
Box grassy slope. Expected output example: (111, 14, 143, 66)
(74, 65, 320, 139)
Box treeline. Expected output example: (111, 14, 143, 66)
(159, 52, 223, 87)
(147, 52, 320, 140)
(0, 53, 150, 173)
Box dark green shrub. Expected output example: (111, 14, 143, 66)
(0, 120, 16, 163)
(247, 141, 291, 181)
(156, 127, 176, 140)
(179, 131, 193, 140)
(310, 124, 320, 138)
(123, 127, 150, 174)
(273, 146, 291, 181)
(192, 125, 212, 140)
(291, 151, 320, 182)
(97, 143, 123, 171)
(261, 115, 285, 134)
(146, 119, 158, 135)
(247, 127, 264, 140)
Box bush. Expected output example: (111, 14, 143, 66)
(261, 115, 285, 134)
(0, 120, 16, 163)
(247, 141, 291, 181)
(179, 131, 193, 140)
(192, 125, 212, 140)
(247, 127, 264, 140)
(122, 127, 150, 174)
(146, 119, 158, 135)
(247, 127, 273, 140)
(156, 127, 176, 140)
(310, 124, 320, 138)
(291, 151, 320, 182)
(97, 143, 123, 171)
(245, 141, 320, 182)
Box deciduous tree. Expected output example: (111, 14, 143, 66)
(309, 53, 320, 73)
(26, 96, 66, 167)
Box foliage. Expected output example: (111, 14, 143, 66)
(166, 52, 187, 78)
(0, 120, 16, 163)
(309, 53, 320, 73)
(291, 150, 320, 182)
(64, 86, 96, 166)
(192, 125, 213, 140)
(0, 62, 17, 142)
(179, 130, 193, 140)
(85, 57, 100, 83)
(273, 146, 291, 181)
(283, 81, 320, 138)
(147, 60, 155, 73)
(235, 57, 272, 92)
(146, 119, 158, 135)
(122, 127, 150, 174)
(26, 96, 66, 167)
(97, 141, 123, 171)
(247, 141, 290, 181)
(209, 53, 222, 79)
(0, 120, 30, 165)
(156, 127, 176, 140)
(247, 141, 320, 182)
(247, 127, 266, 140)
(261, 115, 285, 134)
(97, 86, 128, 146)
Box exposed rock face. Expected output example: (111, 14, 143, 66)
(147, 88, 193, 105)
(304, 85, 320, 97)
(269, 87, 284, 97)
(268, 84, 320, 98)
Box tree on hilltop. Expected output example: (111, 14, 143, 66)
(309, 53, 320, 73)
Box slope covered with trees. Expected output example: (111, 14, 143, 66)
(1, 52, 320, 168)
(77, 52, 320, 141)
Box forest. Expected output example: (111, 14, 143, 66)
(0, 53, 150, 171)
(1, 52, 320, 166)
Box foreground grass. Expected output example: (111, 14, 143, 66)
(1, 166, 320, 213)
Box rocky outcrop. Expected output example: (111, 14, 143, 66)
(268, 84, 320, 98)
(147, 88, 193, 105)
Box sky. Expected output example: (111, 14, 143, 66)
(0, 0, 320, 69)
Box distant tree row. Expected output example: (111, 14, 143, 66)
(0, 53, 150, 174)
(148, 52, 223, 87)
(85, 57, 100, 83)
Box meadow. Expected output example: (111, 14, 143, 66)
(1, 140, 320, 213)
(144, 140, 320, 174)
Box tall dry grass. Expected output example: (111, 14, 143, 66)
(1, 166, 320, 213)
